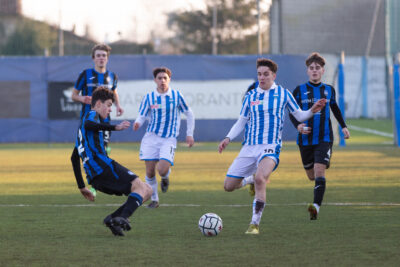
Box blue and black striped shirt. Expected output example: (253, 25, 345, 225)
(290, 82, 347, 146)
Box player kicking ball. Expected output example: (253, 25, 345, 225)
(219, 58, 326, 234)
(75, 86, 152, 236)
(133, 67, 195, 208)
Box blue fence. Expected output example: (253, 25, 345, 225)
(0, 54, 308, 143)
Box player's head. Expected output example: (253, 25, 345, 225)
(91, 86, 114, 119)
(153, 67, 171, 92)
(91, 44, 111, 70)
(256, 58, 277, 90)
(306, 52, 325, 83)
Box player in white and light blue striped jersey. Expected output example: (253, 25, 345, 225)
(219, 58, 326, 234)
(134, 67, 195, 208)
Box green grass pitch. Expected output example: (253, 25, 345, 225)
(0, 119, 399, 266)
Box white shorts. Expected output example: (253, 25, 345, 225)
(139, 132, 177, 165)
(226, 144, 281, 179)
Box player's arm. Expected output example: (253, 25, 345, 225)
(71, 88, 91, 104)
(85, 120, 130, 131)
(184, 108, 195, 148)
(330, 89, 350, 139)
(218, 116, 247, 153)
(289, 87, 310, 134)
(133, 95, 150, 131)
(113, 89, 124, 116)
(287, 89, 326, 122)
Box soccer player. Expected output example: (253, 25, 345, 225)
(289, 52, 350, 220)
(218, 58, 326, 234)
(133, 67, 195, 208)
(76, 87, 152, 236)
(70, 44, 123, 196)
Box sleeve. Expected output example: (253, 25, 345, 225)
(226, 116, 248, 140)
(74, 70, 86, 91)
(85, 120, 117, 131)
(286, 89, 314, 122)
(225, 96, 249, 140)
(184, 108, 195, 137)
(111, 72, 118, 91)
(135, 94, 150, 127)
(329, 86, 347, 128)
(177, 92, 190, 112)
(289, 87, 301, 128)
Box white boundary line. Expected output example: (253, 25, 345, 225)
(348, 125, 393, 138)
(1, 202, 399, 207)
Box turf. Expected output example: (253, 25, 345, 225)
(0, 119, 399, 266)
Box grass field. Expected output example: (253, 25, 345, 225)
(0, 119, 399, 266)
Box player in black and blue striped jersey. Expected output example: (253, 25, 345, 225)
(70, 44, 124, 197)
(289, 52, 350, 220)
(76, 86, 152, 236)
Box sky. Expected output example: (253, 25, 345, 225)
(21, 0, 207, 43)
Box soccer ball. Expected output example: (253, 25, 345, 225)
(198, 213, 223, 236)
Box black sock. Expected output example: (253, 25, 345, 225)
(71, 147, 84, 188)
(111, 203, 126, 218)
(120, 193, 143, 219)
(313, 177, 326, 206)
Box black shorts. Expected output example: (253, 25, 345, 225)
(90, 161, 138, 196)
(299, 142, 332, 170)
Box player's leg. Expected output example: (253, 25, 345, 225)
(308, 143, 331, 220)
(157, 159, 172, 193)
(71, 146, 84, 183)
(158, 138, 176, 193)
(139, 133, 161, 208)
(145, 160, 159, 208)
(224, 176, 244, 192)
(246, 157, 276, 234)
(299, 145, 315, 181)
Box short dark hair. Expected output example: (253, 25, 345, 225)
(306, 52, 325, 67)
(91, 86, 114, 107)
(256, 58, 278, 73)
(91, 44, 111, 59)
(153, 67, 172, 78)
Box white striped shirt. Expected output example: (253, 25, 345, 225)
(240, 83, 301, 145)
(137, 88, 193, 138)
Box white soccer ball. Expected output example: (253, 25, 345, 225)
(198, 213, 223, 236)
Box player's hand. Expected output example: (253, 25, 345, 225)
(311, 98, 327, 113)
(133, 122, 141, 131)
(116, 120, 130, 131)
(116, 106, 124, 116)
(186, 136, 194, 148)
(298, 123, 311, 134)
(83, 96, 92, 105)
(80, 187, 95, 202)
(342, 127, 350, 139)
(218, 137, 230, 153)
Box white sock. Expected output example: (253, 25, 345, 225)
(145, 176, 159, 202)
(161, 169, 171, 180)
(250, 199, 265, 225)
(313, 203, 320, 213)
(241, 174, 255, 187)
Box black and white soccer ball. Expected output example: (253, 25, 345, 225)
(198, 213, 223, 236)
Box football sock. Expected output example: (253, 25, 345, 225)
(111, 203, 126, 218)
(314, 177, 326, 206)
(250, 199, 265, 225)
(241, 175, 254, 187)
(71, 147, 84, 188)
(120, 193, 143, 219)
(145, 176, 159, 202)
(161, 169, 171, 180)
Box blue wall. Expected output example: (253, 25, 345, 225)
(0, 54, 307, 143)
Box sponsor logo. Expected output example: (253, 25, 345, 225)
(250, 100, 262, 106)
(304, 91, 310, 95)
(150, 104, 162, 109)
(89, 76, 95, 80)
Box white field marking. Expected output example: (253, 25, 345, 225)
(348, 125, 394, 138)
(0, 202, 399, 207)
